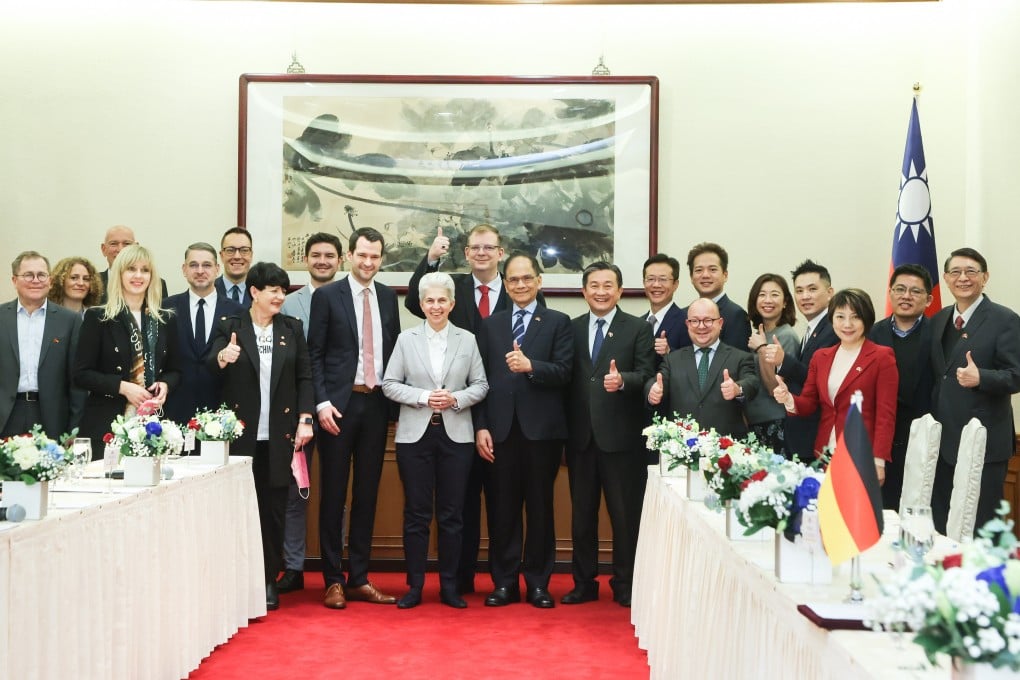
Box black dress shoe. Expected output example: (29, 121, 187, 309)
(484, 586, 521, 607)
(440, 590, 468, 609)
(617, 592, 632, 608)
(276, 569, 304, 593)
(561, 584, 599, 605)
(266, 582, 280, 610)
(397, 588, 422, 609)
(526, 587, 555, 609)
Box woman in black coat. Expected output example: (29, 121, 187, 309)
(209, 262, 314, 611)
(74, 244, 180, 457)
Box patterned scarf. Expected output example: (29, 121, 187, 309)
(122, 307, 158, 391)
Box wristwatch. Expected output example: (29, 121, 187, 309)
(300, 417, 314, 425)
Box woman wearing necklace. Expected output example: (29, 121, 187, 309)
(210, 262, 314, 612)
(48, 256, 104, 317)
(773, 288, 898, 483)
(74, 244, 180, 457)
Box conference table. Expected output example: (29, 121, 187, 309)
(0, 457, 266, 680)
(632, 466, 952, 680)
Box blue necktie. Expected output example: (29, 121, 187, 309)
(194, 298, 206, 345)
(231, 285, 240, 303)
(592, 318, 606, 363)
(512, 309, 527, 345)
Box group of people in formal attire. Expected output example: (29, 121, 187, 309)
(3, 221, 1019, 614)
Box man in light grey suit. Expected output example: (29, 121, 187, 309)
(276, 232, 342, 594)
(1, 251, 85, 439)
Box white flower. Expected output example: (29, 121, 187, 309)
(12, 445, 41, 470)
(204, 421, 224, 439)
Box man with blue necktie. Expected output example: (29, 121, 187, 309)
(215, 227, 254, 307)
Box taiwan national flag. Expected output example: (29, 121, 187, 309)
(817, 391, 885, 564)
(888, 99, 941, 317)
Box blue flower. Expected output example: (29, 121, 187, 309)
(685, 437, 699, 448)
(145, 421, 163, 437)
(793, 477, 821, 511)
(977, 564, 1009, 600)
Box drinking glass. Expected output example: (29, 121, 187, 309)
(72, 438, 92, 481)
(900, 506, 935, 565)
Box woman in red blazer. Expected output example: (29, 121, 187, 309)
(773, 288, 898, 484)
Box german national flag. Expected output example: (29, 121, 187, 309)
(818, 390, 884, 564)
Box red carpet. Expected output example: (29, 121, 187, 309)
(190, 572, 648, 679)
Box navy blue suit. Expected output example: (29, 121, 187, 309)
(647, 303, 687, 357)
(215, 276, 252, 308)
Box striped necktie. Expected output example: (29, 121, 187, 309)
(512, 309, 527, 345)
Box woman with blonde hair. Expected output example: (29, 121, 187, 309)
(48, 256, 104, 315)
(74, 244, 180, 456)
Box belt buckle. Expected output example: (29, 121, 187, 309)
(430, 413, 442, 426)
(25, 392, 38, 402)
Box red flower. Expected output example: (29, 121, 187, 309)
(740, 469, 768, 490)
(102, 432, 114, 444)
(719, 437, 733, 449)
(942, 553, 963, 570)
(187, 419, 200, 430)
(717, 454, 733, 472)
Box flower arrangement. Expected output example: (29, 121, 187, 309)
(187, 405, 244, 442)
(642, 414, 711, 472)
(734, 456, 824, 536)
(0, 425, 71, 483)
(105, 414, 184, 459)
(701, 435, 771, 510)
(866, 505, 1020, 671)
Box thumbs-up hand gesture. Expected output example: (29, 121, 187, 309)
(648, 372, 664, 405)
(772, 374, 795, 410)
(427, 226, 451, 263)
(761, 335, 785, 367)
(218, 332, 241, 366)
(957, 351, 981, 388)
(748, 324, 767, 353)
(720, 368, 742, 401)
(505, 339, 533, 374)
(604, 358, 624, 392)
(654, 330, 670, 356)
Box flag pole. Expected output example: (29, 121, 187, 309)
(847, 555, 864, 603)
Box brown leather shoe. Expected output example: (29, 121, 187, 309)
(323, 583, 346, 609)
(344, 581, 397, 604)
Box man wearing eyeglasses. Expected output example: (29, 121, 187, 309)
(1, 251, 85, 438)
(215, 227, 254, 307)
(405, 223, 545, 595)
(163, 242, 243, 424)
(929, 248, 1020, 535)
(645, 297, 759, 441)
(868, 263, 935, 511)
(641, 253, 685, 359)
(97, 225, 168, 303)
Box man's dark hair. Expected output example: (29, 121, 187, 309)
(220, 227, 252, 248)
(686, 243, 728, 275)
(790, 259, 831, 286)
(582, 261, 622, 288)
(889, 263, 933, 293)
(643, 253, 680, 281)
(944, 247, 988, 273)
(305, 232, 343, 257)
(348, 227, 386, 253)
(246, 262, 290, 291)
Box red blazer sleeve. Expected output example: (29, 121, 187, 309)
(867, 344, 899, 462)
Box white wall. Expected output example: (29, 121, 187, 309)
(1, 0, 1016, 329)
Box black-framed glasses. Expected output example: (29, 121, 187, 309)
(222, 246, 252, 256)
(686, 317, 719, 328)
(15, 272, 50, 282)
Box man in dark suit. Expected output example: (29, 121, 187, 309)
(97, 225, 168, 303)
(163, 242, 243, 425)
(670, 243, 751, 351)
(645, 297, 759, 437)
(762, 259, 838, 462)
(565, 261, 655, 608)
(474, 252, 572, 609)
(1, 251, 85, 438)
(215, 227, 254, 307)
(869, 264, 935, 510)
(307, 227, 400, 609)
(641, 253, 686, 360)
(405, 223, 545, 594)
(930, 248, 1020, 534)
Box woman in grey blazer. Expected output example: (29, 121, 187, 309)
(382, 272, 488, 609)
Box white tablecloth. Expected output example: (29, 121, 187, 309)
(0, 457, 265, 680)
(632, 466, 950, 680)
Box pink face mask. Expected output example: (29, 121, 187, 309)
(291, 447, 310, 499)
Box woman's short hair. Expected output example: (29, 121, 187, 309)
(48, 256, 104, 308)
(828, 288, 876, 334)
(418, 272, 455, 302)
(246, 262, 291, 292)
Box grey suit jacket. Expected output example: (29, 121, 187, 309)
(0, 300, 86, 436)
(382, 323, 488, 444)
(281, 284, 313, 337)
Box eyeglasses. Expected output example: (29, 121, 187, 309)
(643, 276, 674, 285)
(467, 245, 500, 253)
(506, 275, 537, 285)
(15, 272, 50, 282)
(221, 246, 252, 256)
(890, 285, 927, 298)
(686, 317, 720, 328)
(946, 268, 983, 280)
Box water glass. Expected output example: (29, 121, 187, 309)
(899, 506, 935, 565)
(72, 438, 92, 480)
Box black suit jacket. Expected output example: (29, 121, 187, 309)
(98, 270, 168, 304)
(473, 305, 573, 443)
(777, 313, 839, 390)
(567, 309, 656, 454)
(73, 307, 181, 452)
(162, 292, 244, 423)
(930, 297, 1020, 465)
(215, 276, 253, 308)
(0, 300, 86, 436)
(647, 303, 687, 356)
(645, 343, 759, 438)
(403, 255, 545, 334)
(869, 315, 934, 446)
(209, 314, 314, 487)
(672, 294, 751, 351)
(307, 277, 400, 413)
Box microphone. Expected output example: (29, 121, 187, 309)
(0, 504, 27, 523)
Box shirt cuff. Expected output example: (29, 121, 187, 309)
(316, 401, 332, 413)
(417, 390, 431, 406)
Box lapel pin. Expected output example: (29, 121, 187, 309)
(608, 332, 614, 338)
(962, 333, 969, 340)
(53, 338, 60, 343)
(535, 316, 541, 322)
(856, 366, 862, 372)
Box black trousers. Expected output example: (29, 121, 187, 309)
(456, 445, 496, 587)
(565, 440, 647, 597)
(251, 440, 288, 584)
(488, 418, 561, 590)
(0, 399, 42, 439)
(317, 390, 388, 588)
(396, 422, 473, 591)
(932, 456, 1008, 536)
